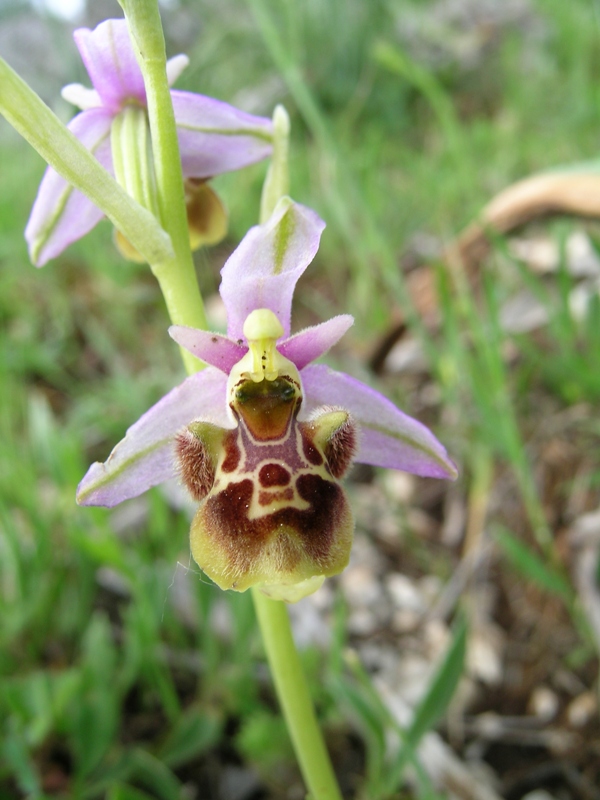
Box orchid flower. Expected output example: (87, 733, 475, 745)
(77, 198, 457, 602)
(25, 18, 274, 266)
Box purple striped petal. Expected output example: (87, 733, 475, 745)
(77, 367, 232, 507)
(73, 19, 146, 113)
(171, 91, 274, 178)
(220, 199, 326, 341)
(169, 326, 247, 373)
(300, 365, 458, 479)
(25, 108, 113, 266)
(279, 315, 354, 370)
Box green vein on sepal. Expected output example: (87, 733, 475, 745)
(76, 439, 168, 505)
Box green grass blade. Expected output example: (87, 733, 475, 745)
(383, 614, 467, 793)
(494, 527, 573, 601)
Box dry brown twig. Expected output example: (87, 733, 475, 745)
(371, 169, 600, 371)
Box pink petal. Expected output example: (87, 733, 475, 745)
(279, 315, 354, 369)
(168, 326, 247, 373)
(73, 19, 146, 113)
(171, 91, 273, 178)
(77, 367, 232, 507)
(220, 199, 326, 340)
(300, 365, 458, 480)
(25, 108, 113, 266)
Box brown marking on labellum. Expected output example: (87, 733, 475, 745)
(175, 429, 216, 501)
(293, 474, 344, 561)
(324, 416, 357, 479)
(259, 463, 291, 487)
(301, 429, 323, 466)
(258, 487, 294, 506)
(197, 472, 351, 584)
(220, 431, 241, 473)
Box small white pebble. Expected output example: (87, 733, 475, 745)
(423, 618, 451, 660)
(289, 597, 331, 649)
(307, 579, 334, 611)
(340, 564, 381, 607)
(467, 630, 503, 686)
(391, 609, 421, 633)
(521, 791, 558, 800)
(382, 470, 415, 503)
(347, 607, 379, 636)
(475, 711, 504, 738)
(385, 573, 425, 612)
(418, 574, 443, 604)
(567, 691, 597, 728)
(376, 512, 404, 543)
(528, 686, 560, 722)
(406, 508, 438, 537)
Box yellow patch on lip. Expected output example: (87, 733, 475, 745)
(227, 309, 304, 442)
(243, 308, 284, 381)
(229, 309, 300, 386)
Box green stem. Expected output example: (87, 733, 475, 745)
(250, 106, 342, 800)
(251, 590, 343, 800)
(0, 55, 173, 268)
(125, 8, 341, 798)
(3, 15, 337, 793)
(121, 0, 207, 374)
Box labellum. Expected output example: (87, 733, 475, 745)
(175, 309, 357, 602)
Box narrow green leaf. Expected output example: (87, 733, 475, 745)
(129, 749, 182, 800)
(158, 707, 222, 768)
(382, 614, 467, 794)
(406, 614, 467, 747)
(106, 783, 155, 800)
(329, 673, 387, 798)
(1, 727, 41, 796)
(494, 527, 572, 601)
(84, 750, 139, 797)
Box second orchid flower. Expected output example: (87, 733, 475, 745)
(26, 18, 274, 266)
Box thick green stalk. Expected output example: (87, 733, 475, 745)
(0, 55, 173, 268)
(2, 19, 336, 792)
(123, 8, 341, 797)
(252, 590, 343, 800)
(251, 107, 342, 800)
(120, 0, 207, 374)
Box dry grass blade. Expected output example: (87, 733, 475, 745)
(450, 171, 600, 271)
(371, 170, 600, 370)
